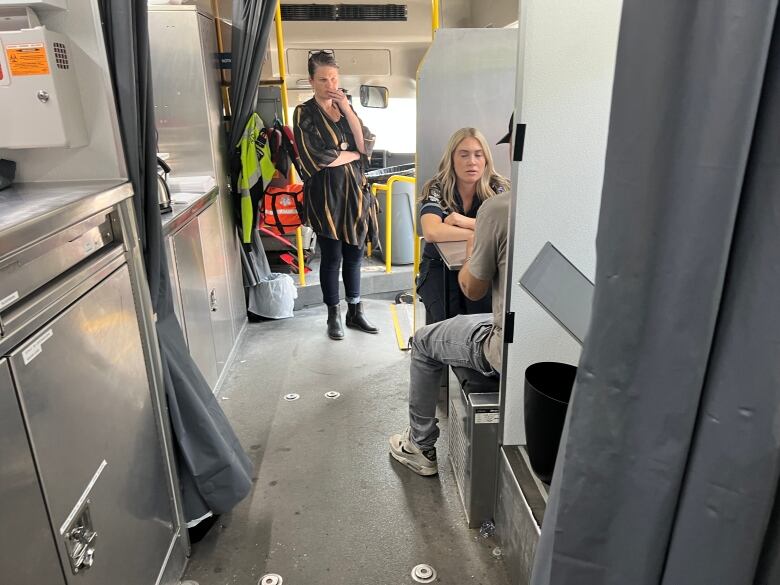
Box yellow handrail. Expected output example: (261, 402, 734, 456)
(370, 175, 416, 273)
(432, 0, 440, 37)
(274, 3, 306, 285)
(412, 235, 422, 333)
(274, 3, 291, 127)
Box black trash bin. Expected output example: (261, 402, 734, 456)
(524, 362, 577, 484)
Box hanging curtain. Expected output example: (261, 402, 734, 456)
(228, 0, 283, 310)
(532, 2, 780, 584)
(100, 0, 253, 523)
(228, 0, 279, 177)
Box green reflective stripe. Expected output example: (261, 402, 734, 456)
(239, 168, 261, 191)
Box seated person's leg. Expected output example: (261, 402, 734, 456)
(389, 314, 494, 476)
(417, 257, 447, 324)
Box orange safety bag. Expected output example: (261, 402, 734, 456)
(259, 184, 304, 235)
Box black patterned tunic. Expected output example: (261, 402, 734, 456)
(293, 99, 378, 246)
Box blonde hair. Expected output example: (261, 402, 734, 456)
(420, 127, 510, 211)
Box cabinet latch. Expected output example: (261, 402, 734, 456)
(63, 500, 97, 574)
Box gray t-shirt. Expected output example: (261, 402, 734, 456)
(467, 192, 510, 371)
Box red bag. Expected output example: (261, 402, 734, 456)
(260, 184, 304, 235)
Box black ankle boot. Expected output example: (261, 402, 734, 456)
(345, 302, 379, 334)
(327, 305, 344, 340)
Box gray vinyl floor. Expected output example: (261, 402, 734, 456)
(182, 299, 510, 585)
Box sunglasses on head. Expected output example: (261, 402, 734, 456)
(308, 49, 335, 59)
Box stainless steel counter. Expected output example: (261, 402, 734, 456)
(161, 186, 219, 236)
(0, 178, 188, 584)
(0, 181, 132, 256)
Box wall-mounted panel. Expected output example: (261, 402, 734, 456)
(502, 0, 623, 445)
(417, 29, 517, 196)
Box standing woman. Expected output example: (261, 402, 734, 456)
(417, 127, 510, 323)
(294, 51, 379, 340)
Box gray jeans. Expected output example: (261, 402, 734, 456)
(409, 313, 496, 449)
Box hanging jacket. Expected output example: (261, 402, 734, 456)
(237, 113, 276, 243)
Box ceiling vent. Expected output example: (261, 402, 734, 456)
(281, 4, 408, 21)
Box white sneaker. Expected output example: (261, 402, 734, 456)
(389, 427, 438, 476)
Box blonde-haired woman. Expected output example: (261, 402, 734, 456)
(417, 127, 510, 323)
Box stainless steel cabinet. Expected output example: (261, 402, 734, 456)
(149, 6, 246, 348)
(165, 235, 185, 330)
(168, 197, 237, 388)
(0, 359, 66, 585)
(172, 215, 219, 388)
(8, 266, 176, 585)
(199, 200, 233, 372)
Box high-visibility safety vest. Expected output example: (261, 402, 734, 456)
(237, 113, 276, 243)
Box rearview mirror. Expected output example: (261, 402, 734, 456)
(360, 85, 389, 108)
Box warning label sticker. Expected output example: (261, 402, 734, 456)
(22, 328, 53, 365)
(7, 43, 50, 76)
(475, 411, 500, 424)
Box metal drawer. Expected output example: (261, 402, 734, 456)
(0, 211, 114, 314)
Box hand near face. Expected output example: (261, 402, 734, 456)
(329, 89, 350, 111)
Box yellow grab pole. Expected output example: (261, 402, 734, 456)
(371, 176, 416, 273)
(385, 187, 392, 273)
(295, 226, 306, 286)
(432, 0, 440, 37)
(274, 3, 306, 284)
(413, 235, 422, 332)
(274, 3, 291, 126)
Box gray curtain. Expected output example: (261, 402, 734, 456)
(227, 0, 281, 311)
(228, 0, 279, 165)
(532, 2, 780, 584)
(100, 0, 253, 522)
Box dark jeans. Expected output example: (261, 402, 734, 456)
(318, 235, 364, 306)
(417, 256, 492, 324)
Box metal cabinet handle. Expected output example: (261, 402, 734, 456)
(209, 289, 218, 312)
(63, 501, 97, 574)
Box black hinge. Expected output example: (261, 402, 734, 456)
(504, 311, 515, 343)
(513, 123, 526, 162)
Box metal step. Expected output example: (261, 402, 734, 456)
(292, 259, 414, 310)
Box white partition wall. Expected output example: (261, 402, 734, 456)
(417, 28, 518, 197)
(502, 0, 624, 445)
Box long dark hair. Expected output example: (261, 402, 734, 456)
(308, 50, 339, 78)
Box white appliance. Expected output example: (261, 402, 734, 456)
(0, 5, 87, 148)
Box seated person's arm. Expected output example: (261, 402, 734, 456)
(458, 211, 497, 301)
(458, 239, 490, 300)
(443, 212, 476, 231)
(421, 213, 474, 244)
